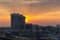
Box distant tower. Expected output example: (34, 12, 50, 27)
(11, 13, 25, 31)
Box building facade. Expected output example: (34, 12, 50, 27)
(11, 13, 26, 31)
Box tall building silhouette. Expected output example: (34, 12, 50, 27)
(11, 13, 25, 31)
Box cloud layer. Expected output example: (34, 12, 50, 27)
(0, 0, 60, 15)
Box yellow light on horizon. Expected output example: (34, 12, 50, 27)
(25, 16, 30, 23)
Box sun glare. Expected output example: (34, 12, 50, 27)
(25, 16, 30, 23)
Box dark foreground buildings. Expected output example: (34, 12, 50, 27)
(11, 13, 26, 31)
(0, 13, 60, 40)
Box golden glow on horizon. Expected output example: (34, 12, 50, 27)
(25, 16, 31, 23)
(0, 12, 60, 26)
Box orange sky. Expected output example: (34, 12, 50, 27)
(0, 0, 60, 27)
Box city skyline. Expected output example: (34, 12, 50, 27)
(0, 0, 60, 27)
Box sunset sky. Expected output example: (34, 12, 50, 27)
(0, 0, 60, 27)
